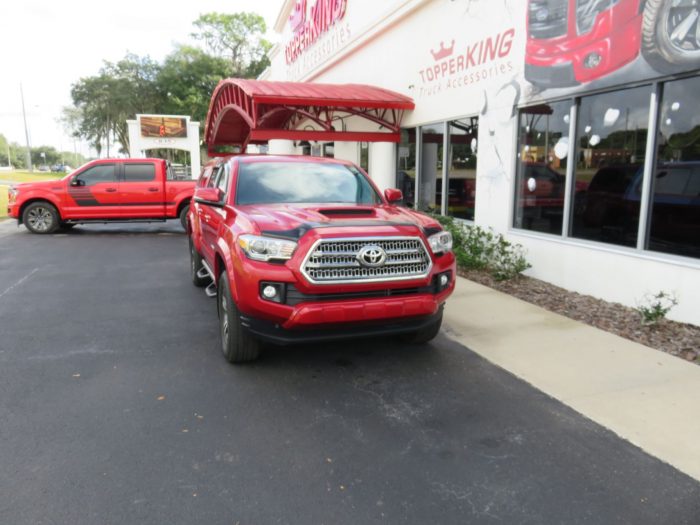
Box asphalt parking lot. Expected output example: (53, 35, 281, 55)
(1, 221, 698, 524)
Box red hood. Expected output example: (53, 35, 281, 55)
(12, 179, 64, 190)
(237, 203, 442, 237)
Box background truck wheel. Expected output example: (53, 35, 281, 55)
(218, 271, 260, 363)
(401, 312, 443, 344)
(190, 239, 209, 287)
(22, 202, 60, 234)
(179, 204, 190, 230)
(642, 0, 700, 74)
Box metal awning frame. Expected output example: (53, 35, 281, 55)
(204, 80, 415, 156)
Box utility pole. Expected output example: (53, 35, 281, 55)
(20, 83, 33, 172)
(6, 143, 11, 168)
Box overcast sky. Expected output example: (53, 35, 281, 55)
(0, 0, 281, 157)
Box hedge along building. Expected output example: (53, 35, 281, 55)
(244, 0, 700, 325)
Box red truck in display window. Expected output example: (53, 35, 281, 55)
(187, 155, 456, 363)
(526, 0, 700, 88)
(7, 158, 196, 233)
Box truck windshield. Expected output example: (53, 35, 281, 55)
(236, 161, 381, 205)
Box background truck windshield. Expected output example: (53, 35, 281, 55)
(236, 161, 381, 205)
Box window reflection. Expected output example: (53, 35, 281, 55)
(396, 131, 415, 206)
(446, 118, 478, 221)
(514, 102, 571, 234)
(571, 86, 650, 247)
(418, 124, 444, 212)
(650, 77, 700, 258)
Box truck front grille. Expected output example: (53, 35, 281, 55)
(528, 0, 569, 40)
(301, 237, 432, 284)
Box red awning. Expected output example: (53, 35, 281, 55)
(204, 79, 415, 154)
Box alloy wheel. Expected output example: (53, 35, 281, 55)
(27, 207, 53, 232)
(666, 0, 700, 56)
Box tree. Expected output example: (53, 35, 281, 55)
(67, 54, 161, 155)
(0, 134, 9, 167)
(191, 12, 271, 78)
(156, 45, 232, 135)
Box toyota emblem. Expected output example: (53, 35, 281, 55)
(357, 245, 387, 267)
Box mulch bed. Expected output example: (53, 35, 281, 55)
(459, 269, 700, 365)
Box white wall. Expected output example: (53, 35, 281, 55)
(368, 142, 396, 192)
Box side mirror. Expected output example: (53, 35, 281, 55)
(384, 188, 403, 204)
(194, 187, 224, 206)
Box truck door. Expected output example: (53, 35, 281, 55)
(64, 163, 120, 218)
(199, 163, 230, 264)
(119, 162, 165, 218)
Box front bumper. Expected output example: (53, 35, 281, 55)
(524, 62, 578, 88)
(240, 306, 444, 346)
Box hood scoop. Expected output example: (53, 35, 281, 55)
(317, 207, 376, 218)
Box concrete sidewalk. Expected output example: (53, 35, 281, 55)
(443, 277, 700, 482)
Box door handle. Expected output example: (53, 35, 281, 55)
(147, 187, 159, 192)
(105, 188, 117, 193)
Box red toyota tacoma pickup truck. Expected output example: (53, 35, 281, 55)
(7, 158, 195, 233)
(188, 155, 456, 363)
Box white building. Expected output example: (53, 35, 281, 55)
(226, 0, 700, 325)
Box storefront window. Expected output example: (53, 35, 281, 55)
(396, 130, 416, 205)
(571, 86, 650, 247)
(514, 102, 571, 234)
(418, 124, 444, 212)
(446, 118, 478, 220)
(649, 77, 700, 258)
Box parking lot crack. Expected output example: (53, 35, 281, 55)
(0, 268, 38, 300)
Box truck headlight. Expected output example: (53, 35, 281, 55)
(8, 186, 18, 202)
(238, 234, 297, 262)
(428, 231, 453, 254)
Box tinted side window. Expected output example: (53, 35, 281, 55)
(198, 167, 213, 187)
(216, 166, 230, 195)
(207, 166, 223, 188)
(76, 165, 115, 186)
(124, 164, 155, 182)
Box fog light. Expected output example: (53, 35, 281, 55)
(439, 274, 449, 287)
(583, 52, 602, 69)
(262, 285, 278, 299)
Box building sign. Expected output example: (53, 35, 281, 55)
(139, 116, 188, 139)
(417, 28, 516, 99)
(285, 0, 348, 64)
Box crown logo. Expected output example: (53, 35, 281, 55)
(431, 40, 455, 61)
(289, 0, 307, 33)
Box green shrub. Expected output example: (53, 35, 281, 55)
(635, 291, 678, 326)
(431, 214, 531, 280)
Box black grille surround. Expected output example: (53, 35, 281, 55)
(301, 236, 433, 285)
(528, 0, 569, 40)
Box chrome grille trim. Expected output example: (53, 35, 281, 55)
(301, 236, 433, 285)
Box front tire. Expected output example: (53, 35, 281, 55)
(642, 0, 700, 74)
(179, 204, 190, 231)
(400, 312, 443, 344)
(22, 202, 60, 234)
(218, 271, 260, 363)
